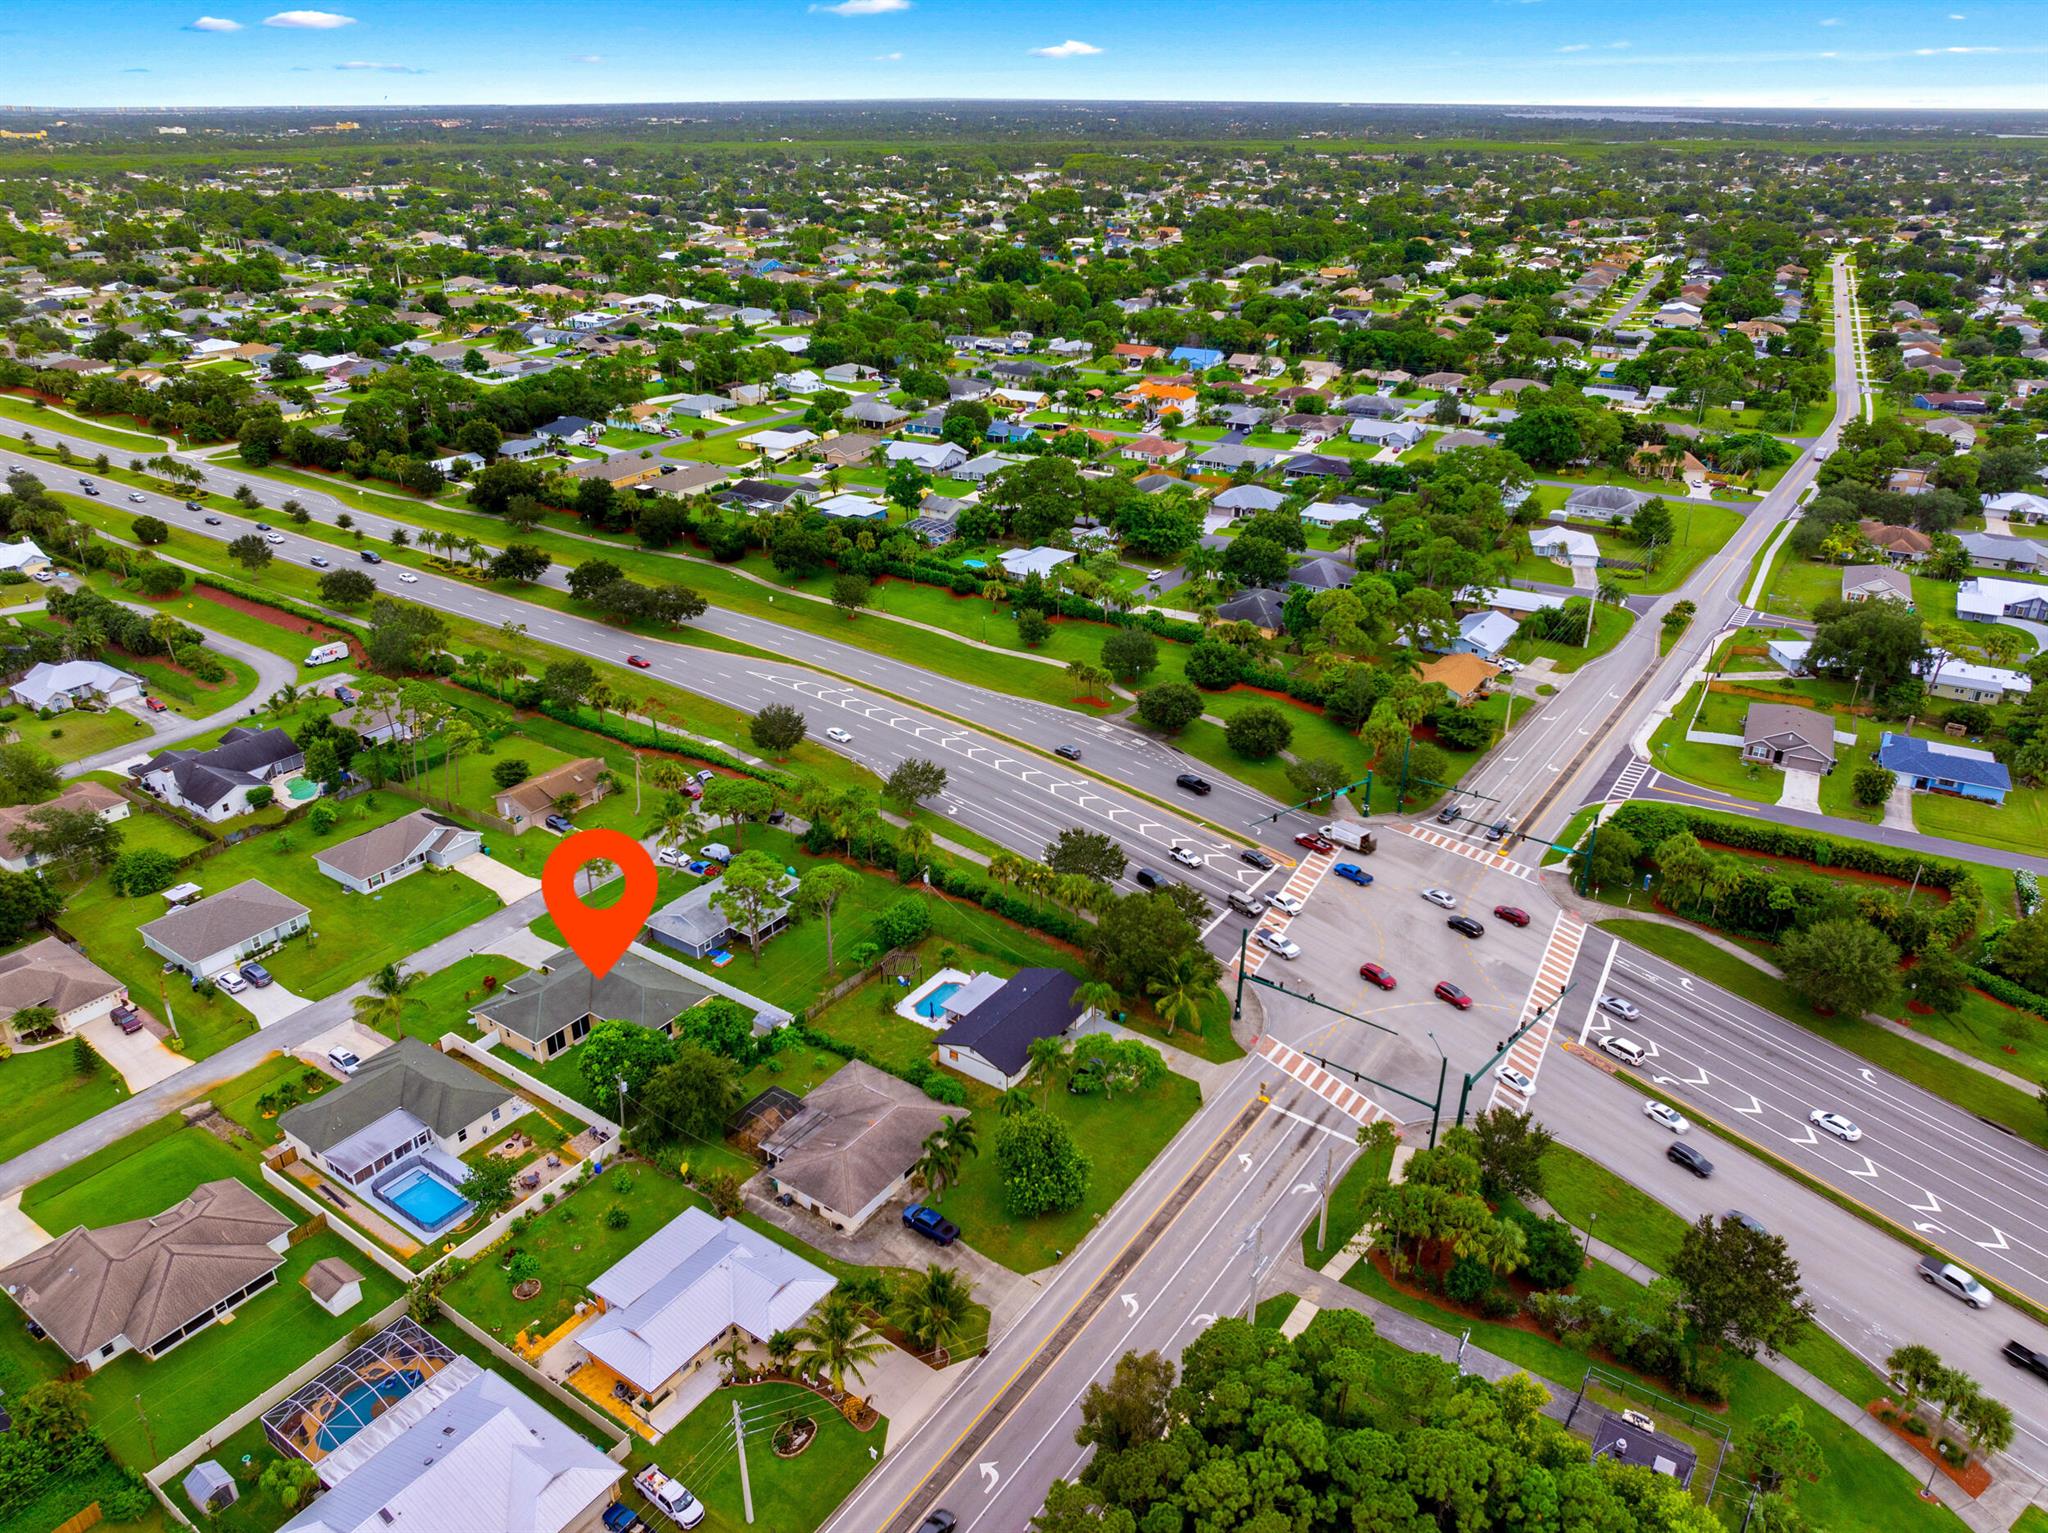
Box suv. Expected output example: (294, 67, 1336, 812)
(903, 1204, 959, 1246)
(1919, 1255, 1994, 1309)
(544, 813, 574, 834)
(360, 549, 383, 563)
(326, 1046, 362, 1076)
(1667, 1142, 1713, 1178)
(1435, 802, 1463, 825)
(1175, 773, 1212, 795)
(1054, 744, 1082, 761)
(1447, 915, 1484, 939)
(239, 961, 274, 988)
(111, 1004, 145, 1035)
(1134, 867, 1161, 890)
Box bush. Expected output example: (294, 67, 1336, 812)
(1135, 681, 1204, 734)
(922, 1073, 967, 1106)
(604, 1203, 630, 1231)
(873, 895, 932, 950)
(1183, 640, 1246, 689)
(1510, 1209, 1584, 1291)
(506, 1251, 541, 1284)
(491, 757, 531, 789)
(1443, 1255, 1496, 1307)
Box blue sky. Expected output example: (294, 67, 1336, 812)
(15, 0, 2048, 111)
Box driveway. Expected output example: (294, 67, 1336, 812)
(0, 1194, 48, 1264)
(1776, 768, 1822, 814)
(454, 851, 542, 902)
(484, 928, 558, 966)
(293, 1019, 394, 1074)
(79, 1014, 187, 1091)
(1882, 774, 1917, 831)
(229, 980, 311, 1027)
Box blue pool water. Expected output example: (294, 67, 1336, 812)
(916, 981, 963, 1019)
(381, 1168, 471, 1233)
(315, 1371, 422, 1451)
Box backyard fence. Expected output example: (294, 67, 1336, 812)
(258, 1160, 417, 1285)
(50, 1503, 101, 1533)
(439, 1034, 619, 1136)
(431, 1302, 633, 1452)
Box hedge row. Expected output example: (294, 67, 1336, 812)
(784, 1021, 966, 1106)
(799, 821, 1093, 948)
(1962, 963, 2048, 1024)
(1610, 802, 1983, 900)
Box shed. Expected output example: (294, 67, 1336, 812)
(182, 1460, 238, 1511)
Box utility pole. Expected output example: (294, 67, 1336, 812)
(734, 1398, 754, 1523)
(1317, 1141, 1332, 1253)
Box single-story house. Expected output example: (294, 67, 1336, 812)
(670, 393, 736, 418)
(313, 809, 481, 894)
(1451, 609, 1520, 662)
(0, 780, 128, 874)
(883, 439, 968, 474)
(739, 427, 818, 460)
(577, 1207, 835, 1402)
(0, 539, 52, 578)
(469, 946, 710, 1064)
(933, 967, 1086, 1090)
(1170, 346, 1224, 370)
(1983, 491, 2048, 524)
(1346, 419, 1425, 450)
(1529, 526, 1600, 567)
(645, 874, 794, 962)
(0, 1180, 292, 1370)
(1878, 732, 2010, 805)
(1192, 443, 1281, 474)
(999, 546, 1076, 580)
(135, 726, 304, 821)
(1842, 564, 1913, 605)
(492, 757, 610, 833)
(1416, 653, 1500, 706)
(1280, 452, 1352, 481)
(1458, 585, 1569, 618)
(1925, 655, 2033, 705)
(1287, 555, 1357, 592)
(1563, 485, 1650, 523)
(563, 452, 672, 490)
(761, 1060, 967, 1233)
(1956, 532, 2048, 575)
(819, 432, 883, 468)
(139, 879, 310, 979)
(815, 492, 889, 521)
(1742, 703, 1836, 774)
(843, 397, 909, 430)
(1120, 435, 1187, 467)
(1858, 521, 1932, 562)
(1766, 637, 1812, 675)
(278, 1037, 517, 1189)
(0, 936, 126, 1036)
(1214, 588, 1287, 633)
(10, 659, 144, 714)
(1958, 576, 2048, 624)
(1213, 484, 1288, 517)
(724, 479, 807, 514)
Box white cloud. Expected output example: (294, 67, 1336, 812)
(809, 0, 910, 13)
(1030, 39, 1102, 57)
(1915, 44, 1999, 52)
(570, 52, 603, 63)
(874, 50, 904, 60)
(188, 15, 243, 30)
(263, 9, 355, 27)
(1950, 11, 1967, 16)
(1606, 39, 1631, 48)
(336, 59, 425, 72)
(1818, 15, 1840, 23)
(1556, 42, 1590, 52)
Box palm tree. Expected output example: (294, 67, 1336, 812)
(899, 822, 933, 877)
(714, 1331, 750, 1382)
(937, 1113, 977, 1165)
(912, 1127, 960, 1198)
(891, 1264, 977, 1362)
(653, 804, 702, 857)
(351, 962, 424, 1038)
(1028, 1034, 1070, 1105)
(994, 1087, 1033, 1118)
(1886, 1344, 1945, 1421)
(1146, 956, 1209, 1039)
(1074, 980, 1121, 1024)
(791, 1294, 888, 1397)
(765, 1329, 799, 1377)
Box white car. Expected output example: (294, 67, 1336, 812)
(1496, 657, 1524, 674)
(1420, 888, 1457, 910)
(127, 492, 146, 503)
(1146, 568, 1164, 581)
(825, 726, 853, 744)
(1810, 1109, 1862, 1142)
(398, 571, 419, 583)
(1599, 994, 1641, 1021)
(1169, 845, 1202, 869)
(1256, 929, 1301, 960)
(1643, 1100, 1689, 1134)
(263, 532, 285, 545)
(214, 970, 247, 994)
(656, 845, 685, 867)
(1496, 1065, 1535, 1097)
(1267, 892, 1304, 916)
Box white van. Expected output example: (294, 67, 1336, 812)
(1599, 1036, 1645, 1067)
(326, 1046, 362, 1076)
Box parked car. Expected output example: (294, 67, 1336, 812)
(144, 696, 167, 713)
(309, 554, 330, 567)
(1668, 1142, 1714, 1178)
(1175, 773, 1211, 795)
(1256, 929, 1301, 960)
(2002, 1340, 2048, 1384)
(1332, 863, 1372, 887)
(1434, 981, 1472, 1010)
(825, 726, 853, 744)
(1146, 569, 1164, 581)
(111, 1005, 145, 1035)
(1492, 905, 1530, 927)
(1810, 1109, 1862, 1142)
(544, 813, 574, 833)
(903, 1203, 959, 1246)
(602, 1502, 648, 1533)
(1054, 744, 1082, 761)
(1421, 888, 1456, 909)
(239, 961, 274, 988)
(1643, 1100, 1689, 1133)
(1169, 845, 1202, 869)
(359, 549, 382, 563)
(917, 1514, 958, 1533)
(334, 685, 357, 704)
(213, 970, 246, 994)
(1238, 847, 1273, 870)
(1599, 994, 1641, 1021)
(1359, 963, 1397, 991)
(1294, 832, 1335, 855)
(627, 654, 652, 669)
(326, 1046, 361, 1076)
(1918, 1255, 1994, 1309)
(1496, 1064, 1535, 1095)
(1447, 915, 1485, 939)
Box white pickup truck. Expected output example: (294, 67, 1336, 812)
(633, 1467, 706, 1528)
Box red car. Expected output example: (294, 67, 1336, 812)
(626, 654, 653, 669)
(1294, 832, 1336, 855)
(1434, 981, 1474, 1010)
(1359, 962, 1396, 991)
(143, 696, 167, 713)
(1492, 905, 1531, 927)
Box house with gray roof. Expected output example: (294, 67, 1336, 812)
(135, 726, 304, 821)
(1743, 704, 1837, 774)
(313, 810, 481, 895)
(469, 944, 782, 1064)
(645, 872, 794, 961)
(278, 1037, 517, 1188)
(1563, 485, 1651, 522)
(0, 1179, 292, 1370)
(762, 1060, 966, 1234)
(1215, 588, 1287, 632)
(1956, 532, 2048, 575)
(934, 967, 1085, 1089)
(139, 879, 309, 979)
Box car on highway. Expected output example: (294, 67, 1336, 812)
(1256, 929, 1301, 960)
(1175, 773, 1211, 795)
(204, 515, 223, 525)
(1332, 863, 1372, 887)
(1169, 845, 1203, 870)
(825, 726, 853, 744)
(1495, 1064, 1535, 1095)
(1667, 1142, 1714, 1178)
(1239, 847, 1273, 870)
(81, 484, 99, 496)
(309, 554, 330, 567)
(1725, 1210, 1766, 1235)
(144, 696, 167, 713)
(1266, 891, 1303, 915)
(254, 522, 272, 531)
(626, 654, 652, 669)
(1360, 963, 1396, 991)
(213, 970, 247, 994)
(1643, 1100, 1689, 1133)
(1492, 905, 1530, 927)
(2003, 1340, 2048, 1384)
(127, 492, 146, 503)
(262, 532, 285, 545)
(917, 1513, 958, 1533)
(360, 549, 382, 563)
(1810, 1109, 1862, 1142)
(1134, 868, 1161, 889)
(1054, 744, 1082, 761)
(544, 813, 574, 834)
(1598, 994, 1641, 1021)
(77, 478, 93, 488)
(1918, 1255, 1993, 1309)
(902, 1204, 959, 1246)
(1485, 819, 1512, 843)
(239, 961, 274, 988)
(1421, 888, 1456, 909)
(398, 571, 419, 582)
(1447, 915, 1484, 939)
(1435, 802, 1463, 825)
(1599, 1035, 1644, 1067)
(1434, 981, 1472, 1010)
(1293, 832, 1335, 855)
(185, 500, 204, 511)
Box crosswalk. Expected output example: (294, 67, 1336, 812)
(1486, 911, 1587, 1112)
(1259, 1036, 1390, 1126)
(1399, 824, 1539, 883)
(1227, 849, 1332, 977)
(1609, 757, 1653, 803)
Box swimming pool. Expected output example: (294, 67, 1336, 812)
(380, 1167, 471, 1233)
(315, 1371, 422, 1452)
(896, 967, 973, 1029)
(286, 777, 321, 802)
(915, 981, 962, 1019)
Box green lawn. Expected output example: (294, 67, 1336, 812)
(932, 1067, 1202, 1273)
(1301, 1137, 1395, 1267)
(1503, 599, 1635, 673)
(0, 1040, 132, 1163)
(1647, 683, 1786, 803)
(0, 390, 168, 451)
(1912, 781, 2048, 855)
(643, 1382, 885, 1533)
(0, 703, 156, 764)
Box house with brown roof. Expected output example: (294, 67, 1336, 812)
(1110, 343, 1164, 370)
(1843, 564, 1914, 605)
(1742, 703, 1837, 775)
(313, 809, 482, 895)
(1119, 434, 1187, 467)
(0, 936, 127, 1036)
(493, 757, 610, 833)
(0, 780, 128, 873)
(1416, 653, 1502, 707)
(0, 1179, 293, 1370)
(1858, 520, 1932, 563)
(760, 1059, 966, 1233)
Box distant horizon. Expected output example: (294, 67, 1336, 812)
(13, 0, 2048, 114)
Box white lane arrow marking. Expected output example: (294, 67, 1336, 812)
(1915, 1222, 1949, 1235)
(1789, 1125, 1820, 1146)
(1977, 1228, 2011, 1253)
(980, 1462, 1000, 1493)
(1239, 1153, 1253, 1170)
(1906, 1191, 1942, 1215)
(1848, 1156, 1879, 1179)
(1860, 1069, 1876, 1083)
(1292, 1182, 1318, 1196)
(1122, 1293, 1139, 1318)
(1190, 1312, 1216, 1329)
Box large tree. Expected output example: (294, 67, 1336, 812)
(994, 1107, 1092, 1217)
(634, 1044, 741, 1149)
(1087, 890, 1216, 1000)
(884, 757, 949, 813)
(1045, 828, 1127, 885)
(748, 702, 808, 756)
(710, 849, 789, 962)
(1778, 916, 1900, 1016)
(1669, 1213, 1814, 1358)
(579, 1017, 678, 1106)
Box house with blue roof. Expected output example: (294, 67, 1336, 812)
(1169, 346, 1224, 370)
(986, 419, 1038, 444)
(1877, 732, 2011, 806)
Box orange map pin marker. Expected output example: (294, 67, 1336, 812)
(541, 828, 658, 979)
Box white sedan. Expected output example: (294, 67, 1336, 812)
(1496, 1065, 1535, 1097)
(1643, 1100, 1689, 1134)
(398, 571, 419, 583)
(262, 532, 285, 545)
(1169, 845, 1203, 869)
(1267, 892, 1304, 917)
(824, 726, 853, 744)
(1256, 929, 1301, 960)
(1810, 1110, 1863, 1142)
(1420, 888, 1457, 910)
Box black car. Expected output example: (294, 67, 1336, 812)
(1668, 1142, 1713, 1178)
(1134, 867, 1161, 889)
(1435, 802, 1463, 825)
(1447, 916, 1484, 939)
(184, 500, 204, 511)
(902, 1204, 959, 1246)
(1054, 744, 1082, 761)
(1725, 1210, 1767, 1235)
(1485, 820, 1511, 844)
(253, 522, 272, 532)
(1175, 773, 1212, 795)
(204, 515, 223, 525)
(917, 1514, 958, 1533)
(2003, 1340, 2048, 1384)
(766, 808, 787, 825)
(360, 549, 383, 563)
(1239, 847, 1274, 870)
